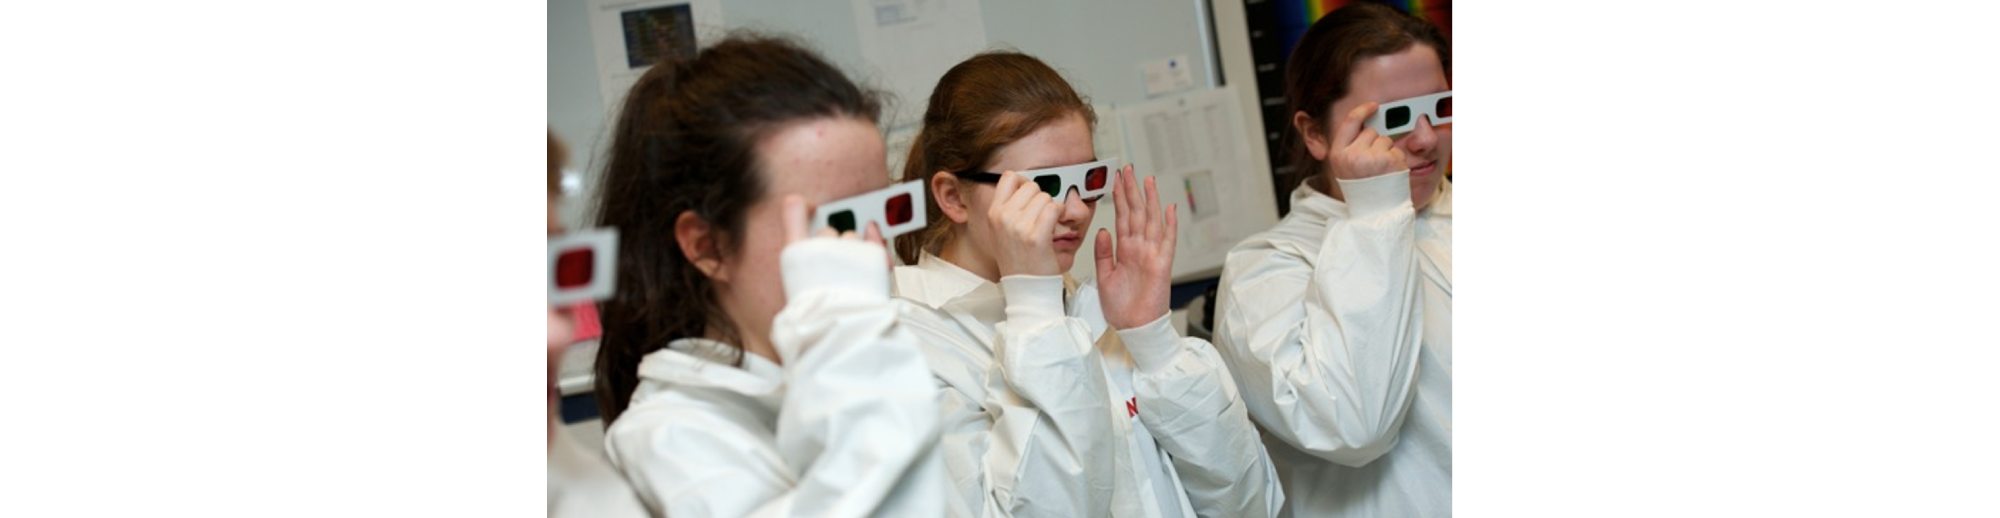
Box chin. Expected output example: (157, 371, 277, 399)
(1410, 172, 1443, 207)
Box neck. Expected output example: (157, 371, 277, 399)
(938, 232, 1001, 283)
(707, 320, 778, 365)
(1311, 171, 1345, 202)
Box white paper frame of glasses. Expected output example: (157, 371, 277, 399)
(811, 179, 928, 239)
(1026, 157, 1119, 200)
(548, 228, 620, 306)
(1366, 90, 1452, 136)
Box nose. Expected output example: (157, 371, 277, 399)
(1059, 189, 1093, 228)
(1402, 116, 1439, 159)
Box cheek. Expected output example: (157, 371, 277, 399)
(737, 236, 789, 328)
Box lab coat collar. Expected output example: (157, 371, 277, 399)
(1428, 177, 1453, 218)
(1290, 176, 1454, 219)
(631, 338, 785, 409)
(898, 252, 1008, 323)
(897, 252, 1113, 347)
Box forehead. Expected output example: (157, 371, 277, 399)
(986, 113, 1096, 172)
(756, 116, 890, 204)
(1342, 44, 1449, 106)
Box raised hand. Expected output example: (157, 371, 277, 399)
(783, 194, 889, 257)
(983, 170, 1064, 278)
(1327, 102, 1409, 181)
(1093, 164, 1177, 330)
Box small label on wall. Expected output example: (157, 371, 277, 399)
(1141, 55, 1195, 97)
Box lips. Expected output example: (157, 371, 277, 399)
(1409, 160, 1437, 178)
(1052, 233, 1082, 249)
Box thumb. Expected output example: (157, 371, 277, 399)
(1094, 228, 1115, 273)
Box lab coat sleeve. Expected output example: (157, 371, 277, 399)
(1215, 171, 1425, 468)
(1123, 314, 1284, 518)
(765, 237, 947, 518)
(606, 400, 795, 518)
(908, 274, 1119, 517)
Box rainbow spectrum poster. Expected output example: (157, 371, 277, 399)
(1271, 1, 1452, 58)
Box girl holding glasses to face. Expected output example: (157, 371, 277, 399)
(1211, 4, 1453, 517)
(589, 35, 947, 518)
(890, 51, 1281, 518)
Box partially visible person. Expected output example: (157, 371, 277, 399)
(1210, 3, 1453, 517)
(891, 51, 1282, 517)
(591, 34, 946, 518)
(548, 129, 648, 518)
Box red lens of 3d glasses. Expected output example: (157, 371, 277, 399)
(885, 193, 913, 225)
(554, 248, 595, 289)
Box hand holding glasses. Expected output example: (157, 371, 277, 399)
(1333, 92, 1450, 181)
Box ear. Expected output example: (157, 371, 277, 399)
(931, 171, 973, 224)
(674, 210, 728, 282)
(1293, 110, 1333, 161)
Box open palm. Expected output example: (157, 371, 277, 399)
(1094, 165, 1177, 330)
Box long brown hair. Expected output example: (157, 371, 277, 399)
(892, 51, 1095, 265)
(591, 34, 881, 424)
(1281, 2, 1449, 193)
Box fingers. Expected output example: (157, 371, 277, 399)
(1002, 170, 1062, 240)
(1112, 164, 1130, 239)
(1162, 202, 1179, 260)
(1143, 176, 1162, 241)
(865, 223, 893, 268)
(1348, 126, 1383, 152)
(1335, 102, 1378, 151)
(782, 195, 809, 245)
(1033, 196, 1062, 239)
(1121, 165, 1147, 237)
(1369, 131, 1395, 153)
(1093, 228, 1114, 272)
(994, 168, 1020, 199)
(995, 170, 1040, 221)
(862, 222, 885, 247)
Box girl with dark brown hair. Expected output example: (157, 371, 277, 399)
(589, 34, 945, 517)
(891, 51, 1281, 518)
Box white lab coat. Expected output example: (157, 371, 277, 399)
(549, 424, 648, 518)
(1212, 172, 1452, 518)
(894, 253, 1283, 518)
(604, 238, 948, 518)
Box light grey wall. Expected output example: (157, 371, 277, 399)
(548, 0, 609, 227)
(547, 0, 1220, 227)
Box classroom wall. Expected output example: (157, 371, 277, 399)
(548, 0, 1224, 230)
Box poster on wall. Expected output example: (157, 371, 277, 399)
(1120, 86, 1276, 282)
(850, 0, 989, 128)
(587, 0, 724, 115)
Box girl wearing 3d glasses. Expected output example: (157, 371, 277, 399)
(890, 51, 1282, 518)
(1210, 4, 1453, 517)
(589, 34, 946, 518)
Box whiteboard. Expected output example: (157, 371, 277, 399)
(548, 0, 1277, 282)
